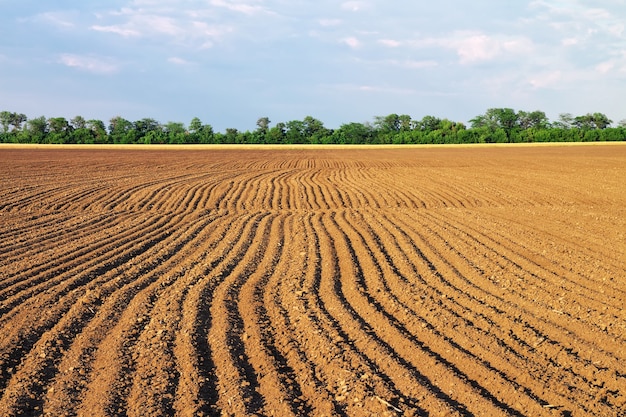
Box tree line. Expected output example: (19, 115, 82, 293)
(1, 109, 624, 145)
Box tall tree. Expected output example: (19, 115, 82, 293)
(517, 110, 549, 129)
(256, 117, 271, 133)
(70, 115, 86, 130)
(0, 111, 11, 133)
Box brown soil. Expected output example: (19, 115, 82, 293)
(0, 145, 624, 417)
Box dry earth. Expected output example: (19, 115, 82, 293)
(0, 145, 625, 416)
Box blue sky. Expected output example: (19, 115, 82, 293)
(1, 0, 625, 131)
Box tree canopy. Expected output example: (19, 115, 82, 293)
(0, 109, 623, 145)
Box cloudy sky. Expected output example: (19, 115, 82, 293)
(1, 0, 625, 131)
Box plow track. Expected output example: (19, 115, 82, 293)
(1, 146, 625, 416)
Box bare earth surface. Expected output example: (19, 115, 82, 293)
(0, 145, 625, 417)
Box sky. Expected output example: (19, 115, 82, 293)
(1, 0, 625, 132)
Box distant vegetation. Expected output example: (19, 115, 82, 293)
(1, 109, 625, 145)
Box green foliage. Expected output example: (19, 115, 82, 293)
(1, 109, 624, 145)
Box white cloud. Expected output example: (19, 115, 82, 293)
(58, 54, 119, 74)
(90, 7, 232, 49)
(20, 11, 76, 28)
(168, 56, 193, 65)
(209, 0, 270, 16)
(528, 70, 563, 89)
(91, 25, 141, 37)
(378, 39, 401, 48)
(454, 34, 500, 64)
(341, 36, 361, 49)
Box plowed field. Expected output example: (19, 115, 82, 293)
(1, 145, 625, 417)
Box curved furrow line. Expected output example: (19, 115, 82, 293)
(0, 214, 120, 290)
(289, 169, 320, 211)
(0, 211, 215, 416)
(314, 171, 341, 210)
(130, 172, 226, 214)
(419, 210, 626, 391)
(236, 214, 318, 416)
(261, 214, 349, 415)
(0, 183, 79, 212)
(0, 209, 69, 240)
(182, 175, 233, 214)
(336, 167, 385, 210)
(424, 210, 626, 324)
(313, 212, 470, 416)
(97, 175, 183, 212)
(49, 183, 119, 213)
(481, 207, 625, 277)
(369, 209, 581, 406)
(266, 170, 290, 211)
(279, 170, 299, 211)
(0, 214, 184, 396)
(305, 213, 436, 416)
(0, 212, 167, 315)
(173, 212, 274, 417)
(123, 214, 236, 417)
(332, 168, 361, 209)
(328, 210, 534, 416)
(308, 170, 332, 211)
(329, 169, 353, 209)
(360, 169, 427, 209)
(215, 171, 268, 212)
(429, 172, 518, 208)
(0, 211, 90, 258)
(283, 169, 314, 211)
(53, 211, 231, 417)
(388, 210, 625, 413)
(409, 211, 626, 369)
(207, 213, 280, 415)
(424, 178, 478, 209)
(339, 174, 374, 209)
(159, 173, 227, 214)
(347, 209, 574, 414)
(371, 170, 428, 210)
(289, 213, 399, 415)
(258, 169, 296, 211)
(383, 209, 623, 414)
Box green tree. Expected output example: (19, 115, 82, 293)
(266, 122, 286, 144)
(590, 112, 612, 129)
(334, 122, 374, 144)
(188, 117, 214, 144)
(0, 111, 12, 133)
(414, 115, 442, 132)
(165, 121, 186, 144)
(109, 116, 134, 144)
(303, 116, 330, 143)
(70, 115, 87, 130)
(374, 113, 401, 132)
(86, 120, 108, 144)
(256, 117, 271, 133)
(10, 113, 27, 132)
(517, 110, 549, 130)
(225, 128, 238, 144)
(27, 116, 48, 143)
(285, 120, 306, 143)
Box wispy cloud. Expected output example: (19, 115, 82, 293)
(91, 25, 141, 37)
(209, 0, 270, 15)
(20, 11, 76, 28)
(341, 36, 361, 49)
(58, 54, 120, 74)
(168, 56, 194, 66)
(90, 7, 232, 49)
